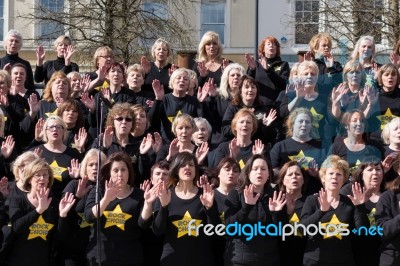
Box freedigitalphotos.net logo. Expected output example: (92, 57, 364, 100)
(187, 219, 383, 241)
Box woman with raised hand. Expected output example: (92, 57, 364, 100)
(149, 152, 219, 266)
(340, 157, 384, 266)
(35, 35, 79, 85)
(193, 31, 231, 88)
(59, 148, 106, 266)
(300, 155, 369, 266)
(245, 36, 290, 105)
(381, 117, 400, 182)
(276, 161, 308, 266)
(224, 154, 285, 266)
(86, 46, 114, 93)
(141, 38, 176, 95)
(84, 152, 144, 265)
(8, 158, 75, 266)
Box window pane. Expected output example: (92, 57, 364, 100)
(295, 1, 303, 11)
(201, 24, 224, 44)
(201, 1, 225, 44)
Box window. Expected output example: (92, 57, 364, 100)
(295, 0, 319, 44)
(39, 0, 65, 43)
(141, 1, 169, 47)
(143, 2, 168, 20)
(0, 0, 3, 41)
(201, 0, 225, 44)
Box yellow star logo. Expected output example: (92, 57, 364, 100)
(288, 150, 314, 169)
(168, 110, 183, 123)
(350, 160, 361, 175)
(321, 214, 348, 239)
(95, 81, 110, 91)
(28, 215, 54, 240)
(377, 108, 398, 130)
(45, 108, 59, 118)
(290, 213, 303, 236)
(274, 66, 282, 72)
(220, 211, 225, 225)
(368, 208, 376, 226)
(104, 204, 132, 230)
(172, 211, 202, 238)
(239, 159, 245, 169)
(309, 107, 324, 129)
(78, 213, 93, 228)
(3, 116, 7, 122)
(49, 160, 67, 182)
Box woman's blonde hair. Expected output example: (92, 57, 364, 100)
(23, 158, 54, 191)
(42, 71, 71, 102)
(197, 31, 223, 62)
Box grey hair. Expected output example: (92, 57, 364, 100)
(4, 29, 23, 48)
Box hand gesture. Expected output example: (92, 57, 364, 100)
(348, 182, 367, 206)
(168, 64, 177, 76)
(34, 147, 43, 158)
(295, 81, 307, 98)
(59, 192, 76, 217)
(245, 53, 256, 70)
(103, 126, 114, 149)
(28, 94, 40, 115)
(152, 132, 162, 153)
(200, 182, 214, 209)
(140, 56, 151, 74)
(221, 58, 230, 71)
(74, 127, 87, 153)
(306, 159, 319, 177)
(324, 52, 334, 68)
(197, 84, 209, 103)
(2, 63, 11, 74)
(243, 184, 260, 205)
(318, 188, 331, 212)
(104, 180, 120, 202)
(75, 175, 92, 199)
(0, 176, 10, 198)
(143, 180, 158, 204)
(81, 92, 95, 111)
(195, 142, 209, 165)
(365, 85, 378, 105)
(97, 64, 108, 82)
(67, 158, 81, 179)
(268, 190, 286, 211)
(229, 138, 240, 159)
(390, 52, 400, 67)
(36, 187, 52, 214)
(80, 74, 91, 93)
(157, 181, 171, 207)
(197, 174, 209, 188)
(0, 94, 8, 107)
(197, 61, 209, 78)
(304, 51, 314, 61)
(140, 179, 152, 191)
(259, 55, 268, 70)
(286, 82, 296, 93)
(152, 79, 164, 101)
(331, 83, 349, 105)
(35, 46, 46, 65)
(64, 45, 76, 63)
(146, 100, 154, 108)
(252, 139, 264, 155)
(262, 109, 277, 127)
(101, 87, 111, 102)
(167, 138, 180, 159)
(382, 153, 398, 173)
(1, 135, 14, 159)
(140, 133, 154, 154)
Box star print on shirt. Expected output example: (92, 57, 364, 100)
(288, 150, 314, 169)
(309, 107, 324, 128)
(45, 108, 59, 118)
(28, 215, 54, 240)
(49, 160, 67, 182)
(377, 108, 398, 130)
(104, 204, 132, 230)
(78, 213, 93, 228)
(289, 213, 303, 236)
(368, 208, 376, 226)
(239, 159, 245, 169)
(168, 110, 183, 123)
(320, 214, 348, 239)
(172, 211, 202, 238)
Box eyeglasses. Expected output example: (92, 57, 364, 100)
(46, 125, 64, 131)
(114, 117, 133, 122)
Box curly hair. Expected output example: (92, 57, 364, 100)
(106, 103, 136, 133)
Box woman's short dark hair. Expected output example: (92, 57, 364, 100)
(56, 99, 85, 128)
(100, 152, 135, 188)
(276, 160, 307, 193)
(169, 152, 199, 186)
(236, 154, 273, 193)
(352, 156, 385, 192)
(207, 157, 240, 188)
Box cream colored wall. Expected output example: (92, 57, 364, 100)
(230, 0, 255, 48)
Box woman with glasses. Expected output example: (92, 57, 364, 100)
(29, 115, 81, 201)
(86, 46, 114, 93)
(8, 158, 75, 266)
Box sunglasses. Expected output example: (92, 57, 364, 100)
(114, 117, 133, 122)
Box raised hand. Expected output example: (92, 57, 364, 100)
(2, 63, 11, 73)
(64, 45, 76, 64)
(28, 94, 40, 116)
(195, 142, 209, 165)
(143, 180, 158, 204)
(245, 53, 256, 70)
(152, 79, 164, 101)
(157, 181, 171, 207)
(269, 190, 286, 211)
(140, 56, 151, 74)
(68, 158, 81, 179)
(197, 61, 209, 77)
(196, 174, 209, 188)
(304, 51, 314, 61)
(221, 58, 230, 71)
(104, 180, 121, 203)
(252, 139, 264, 155)
(74, 127, 87, 153)
(331, 83, 349, 105)
(101, 87, 111, 102)
(263, 109, 277, 127)
(1, 135, 15, 159)
(348, 182, 367, 206)
(365, 85, 378, 105)
(34, 147, 43, 158)
(59, 192, 76, 217)
(103, 126, 114, 149)
(200, 182, 214, 209)
(81, 92, 95, 112)
(76, 175, 92, 199)
(0, 94, 8, 107)
(152, 132, 162, 153)
(324, 52, 334, 68)
(167, 138, 180, 160)
(197, 84, 209, 103)
(146, 100, 154, 108)
(36, 187, 52, 214)
(168, 64, 177, 76)
(229, 138, 240, 159)
(390, 52, 400, 67)
(35, 46, 46, 65)
(0, 176, 9, 198)
(382, 153, 398, 173)
(80, 74, 91, 93)
(244, 184, 260, 205)
(306, 159, 319, 177)
(318, 188, 330, 212)
(139, 133, 154, 154)
(140, 179, 152, 191)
